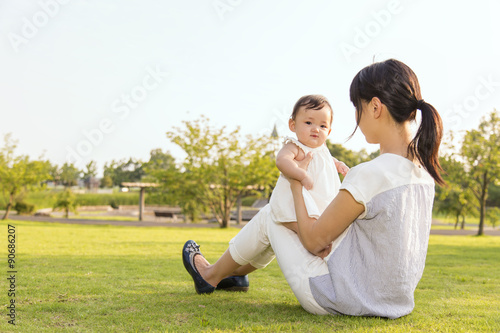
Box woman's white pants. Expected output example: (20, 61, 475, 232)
(228, 205, 332, 315)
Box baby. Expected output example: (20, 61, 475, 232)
(269, 95, 349, 224)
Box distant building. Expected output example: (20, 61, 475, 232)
(83, 177, 100, 191)
(271, 123, 279, 138)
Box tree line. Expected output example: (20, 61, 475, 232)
(1, 111, 499, 232)
(435, 110, 500, 235)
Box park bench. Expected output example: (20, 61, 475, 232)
(154, 210, 177, 222)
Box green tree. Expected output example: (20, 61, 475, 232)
(100, 175, 113, 188)
(60, 163, 81, 188)
(486, 207, 500, 229)
(48, 163, 61, 186)
(0, 134, 50, 219)
(435, 154, 476, 229)
(104, 158, 144, 187)
(144, 149, 176, 171)
(82, 161, 97, 190)
(53, 189, 78, 218)
(142, 149, 176, 205)
(152, 165, 207, 223)
(155, 116, 279, 227)
(486, 183, 500, 207)
(460, 109, 500, 236)
(326, 141, 379, 166)
(326, 141, 378, 180)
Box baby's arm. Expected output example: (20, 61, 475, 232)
(333, 157, 350, 177)
(276, 142, 313, 190)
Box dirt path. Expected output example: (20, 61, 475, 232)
(429, 228, 500, 236)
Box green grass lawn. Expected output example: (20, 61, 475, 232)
(430, 224, 475, 231)
(0, 221, 499, 332)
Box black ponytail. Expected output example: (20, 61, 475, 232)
(349, 59, 444, 185)
(409, 100, 444, 185)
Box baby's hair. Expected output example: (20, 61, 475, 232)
(349, 59, 444, 185)
(291, 95, 333, 124)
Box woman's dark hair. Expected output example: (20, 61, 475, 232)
(291, 95, 333, 124)
(349, 59, 444, 185)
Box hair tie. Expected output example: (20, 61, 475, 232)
(416, 99, 425, 110)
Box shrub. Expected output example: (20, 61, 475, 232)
(241, 195, 261, 207)
(75, 193, 139, 207)
(14, 201, 35, 215)
(53, 189, 78, 218)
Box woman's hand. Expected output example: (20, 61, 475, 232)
(288, 152, 314, 188)
(282, 222, 331, 258)
(295, 152, 313, 171)
(315, 243, 333, 259)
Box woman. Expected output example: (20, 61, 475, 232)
(182, 59, 443, 318)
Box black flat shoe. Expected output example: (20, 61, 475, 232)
(216, 275, 249, 292)
(182, 240, 215, 294)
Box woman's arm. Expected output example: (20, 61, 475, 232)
(289, 155, 364, 256)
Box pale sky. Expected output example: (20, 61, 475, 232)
(1, 0, 499, 176)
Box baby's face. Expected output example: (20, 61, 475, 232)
(289, 106, 332, 148)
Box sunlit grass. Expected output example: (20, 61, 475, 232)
(2, 190, 140, 211)
(430, 224, 475, 231)
(0, 220, 498, 332)
(433, 213, 481, 227)
(68, 215, 139, 222)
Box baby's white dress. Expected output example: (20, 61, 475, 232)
(269, 137, 341, 222)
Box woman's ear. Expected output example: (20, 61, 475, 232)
(371, 97, 383, 119)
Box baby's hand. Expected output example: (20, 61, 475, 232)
(336, 161, 350, 177)
(301, 174, 313, 190)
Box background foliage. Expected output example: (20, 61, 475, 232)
(1, 111, 499, 231)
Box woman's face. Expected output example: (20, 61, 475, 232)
(356, 100, 377, 144)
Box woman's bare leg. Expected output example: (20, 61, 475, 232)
(194, 249, 242, 287)
(231, 264, 258, 276)
(194, 251, 258, 288)
(194, 206, 276, 286)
